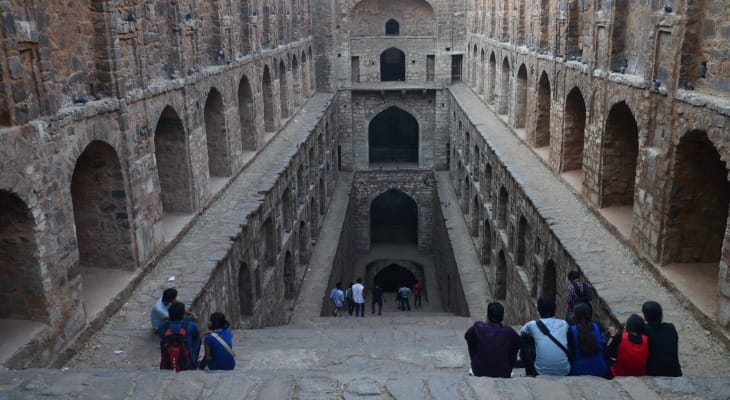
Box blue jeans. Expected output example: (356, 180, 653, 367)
(354, 302, 365, 317)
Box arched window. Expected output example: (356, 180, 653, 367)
(380, 47, 406, 81)
(385, 19, 399, 35)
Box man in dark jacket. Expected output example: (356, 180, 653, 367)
(464, 302, 520, 378)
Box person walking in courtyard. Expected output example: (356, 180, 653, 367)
(371, 284, 383, 315)
(345, 281, 355, 316)
(520, 297, 571, 376)
(330, 282, 345, 317)
(605, 314, 649, 377)
(565, 270, 593, 322)
(412, 280, 423, 308)
(352, 278, 366, 317)
(464, 302, 520, 378)
(567, 303, 609, 377)
(642, 301, 682, 376)
(200, 312, 236, 371)
(398, 283, 411, 311)
(151, 288, 178, 330)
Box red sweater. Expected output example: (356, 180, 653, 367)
(611, 332, 649, 377)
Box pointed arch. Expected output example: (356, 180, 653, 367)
(542, 260, 557, 298)
(204, 88, 230, 177)
(238, 75, 256, 151)
(600, 101, 638, 208)
(496, 250, 507, 299)
(514, 64, 528, 128)
(291, 55, 302, 108)
(263, 65, 275, 132)
(154, 106, 194, 213)
(561, 87, 586, 173)
(498, 57, 510, 115)
(380, 47, 406, 81)
(535, 72, 551, 148)
(368, 106, 419, 164)
(370, 189, 418, 244)
(279, 59, 290, 119)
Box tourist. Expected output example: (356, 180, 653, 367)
(201, 312, 236, 371)
(464, 302, 520, 378)
(412, 280, 423, 308)
(567, 303, 609, 377)
(520, 296, 571, 376)
(564, 270, 593, 322)
(371, 284, 383, 315)
(352, 278, 366, 317)
(605, 314, 649, 377)
(157, 302, 201, 371)
(642, 301, 682, 376)
(151, 288, 178, 330)
(398, 283, 411, 311)
(330, 282, 345, 317)
(345, 281, 355, 316)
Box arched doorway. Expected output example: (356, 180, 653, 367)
(374, 264, 417, 291)
(482, 219, 492, 265)
(239, 262, 252, 316)
(72, 141, 135, 318)
(535, 72, 551, 148)
(496, 250, 507, 299)
(292, 55, 302, 107)
(664, 130, 729, 265)
(542, 260, 557, 298)
(385, 19, 399, 35)
(155, 106, 194, 213)
(380, 47, 405, 81)
(498, 187, 508, 228)
(0, 191, 48, 323)
(561, 87, 586, 174)
(368, 106, 419, 164)
(514, 64, 527, 128)
(487, 52, 496, 104)
(498, 57, 510, 115)
(284, 251, 295, 299)
(263, 65, 275, 132)
(600, 101, 638, 208)
(279, 59, 289, 119)
(517, 216, 529, 266)
(370, 189, 418, 245)
(204, 88, 229, 177)
(238, 75, 256, 151)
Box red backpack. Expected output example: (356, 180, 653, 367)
(160, 321, 193, 372)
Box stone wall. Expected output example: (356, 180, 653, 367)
(461, 0, 730, 328)
(0, 0, 321, 367)
(431, 195, 470, 316)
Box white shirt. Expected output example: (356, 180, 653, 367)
(352, 283, 365, 304)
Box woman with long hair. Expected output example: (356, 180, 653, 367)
(642, 301, 682, 376)
(605, 314, 649, 377)
(568, 302, 609, 377)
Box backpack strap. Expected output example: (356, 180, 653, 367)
(210, 332, 236, 358)
(536, 320, 573, 363)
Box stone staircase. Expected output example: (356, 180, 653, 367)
(12, 312, 728, 399)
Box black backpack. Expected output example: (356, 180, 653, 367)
(572, 282, 591, 305)
(160, 320, 193, 372)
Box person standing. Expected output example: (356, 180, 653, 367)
(642, 301, 682, 377)
(412, 281, 423, 308)
(345, 281, 355, 316)
(201, 312, 236, 371)
(371, 285, 383, 315)
(464, 302, 520, 378)
(352, 278, 366, 317)
(398, 284, 411, 311)
(330, 282, 345, 317)
(520, 297, 571, 376)
(564, 270, 593, 322)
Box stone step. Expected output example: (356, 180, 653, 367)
(1, 369, 727, 400)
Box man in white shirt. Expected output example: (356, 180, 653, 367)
(352, 278, 366, 317)
(520, 297, 571, 376)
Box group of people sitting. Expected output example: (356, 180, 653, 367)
(465, 273, 682, 379)
(150, 288, 236, 372)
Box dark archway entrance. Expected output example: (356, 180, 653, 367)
(380, 47, 405, 81)
(374, 264, 417, 292)
(600, 101, 639, 208)
(368, 106, 419, 164)
(370, 189, 418, 244)
(155, 106, 194, 213)
(204, 88, 229, 177)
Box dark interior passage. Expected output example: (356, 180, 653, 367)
(380, 47, 405, 81)
(374, 264, 417, 292)
(370, 189, 418, 244)
(369, 106, 419, 163)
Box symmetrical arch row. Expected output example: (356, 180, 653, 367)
(464, 0, 722, 95)
(0, 48, 325, 367)
(448, 79, 730, 327)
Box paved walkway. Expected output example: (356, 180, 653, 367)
(449, 83, 730, 374)
(67, 93, 334, 370)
